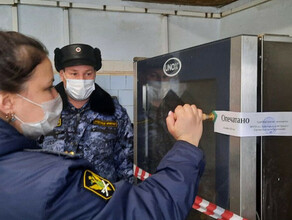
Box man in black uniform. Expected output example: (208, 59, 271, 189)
(40, 44, 134, 183)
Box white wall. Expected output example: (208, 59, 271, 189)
(2, 0, 290, 54)
(18, 5, 64, 61)
(69, 9, 167, 60)
(0, 6, 12, 30)
(168, 16, 220, 52)
(220, 0, 292, 38)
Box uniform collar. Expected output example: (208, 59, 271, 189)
(55, 82, 115, 115)
(0, 119, 39, 156)
(66, 101, 90, 114)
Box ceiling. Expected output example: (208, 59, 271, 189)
(126, 0, 239, 7)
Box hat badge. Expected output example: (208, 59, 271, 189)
(75, 47, 81, 53)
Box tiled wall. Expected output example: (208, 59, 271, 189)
(54, 74, 134, 122)
(96, 75, 134, 122)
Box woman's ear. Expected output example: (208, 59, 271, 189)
(0, 92, 14, 114)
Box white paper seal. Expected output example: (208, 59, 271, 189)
(213, 111, 292, 137)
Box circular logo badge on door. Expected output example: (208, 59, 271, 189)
(163, 57, 182, 77)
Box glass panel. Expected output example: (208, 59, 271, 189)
(136, 38, 231, 219)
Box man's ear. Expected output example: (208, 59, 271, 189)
(59, 70, 66, 82)
(0, 92, 14, 114)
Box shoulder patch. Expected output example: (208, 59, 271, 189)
(83, 170, 115, 200)
(92, 119, 118, 127)
(57, 118, 62, 127)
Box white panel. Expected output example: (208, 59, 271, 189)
(96, 75, 111, 90)
(69, 9, 165, 60)
(119, 90, 133, 105)
(18, 5, 64, 62)
(220, 0, 292, 38)
(0, 6, 13, 30)
(168, 16, 220, 52)
(110, 75, 126, 90)
(124, 105, 134, 122)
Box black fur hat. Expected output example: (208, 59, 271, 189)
(54, 44, 102, 72)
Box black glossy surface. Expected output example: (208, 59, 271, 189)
(136, 38, 231, 219)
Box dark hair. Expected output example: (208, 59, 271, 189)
(0, 31, 48, 93)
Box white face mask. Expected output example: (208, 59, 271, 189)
(14, 94, 63, 139)
(64, 75, 95, 101)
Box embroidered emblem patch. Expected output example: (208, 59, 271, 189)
(83, 170, 115, 200)
(92, 119, 118, 127)
(57, 118, 62, 127)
